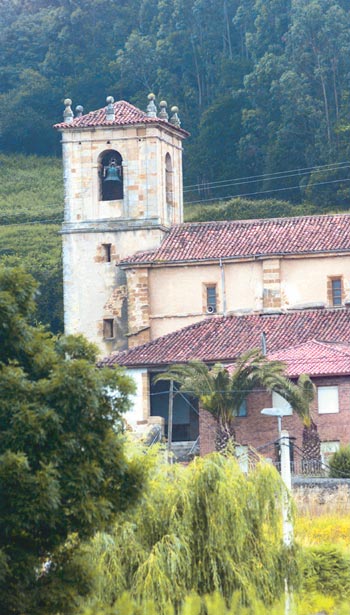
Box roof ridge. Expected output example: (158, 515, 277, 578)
(178, 212, 350, 229)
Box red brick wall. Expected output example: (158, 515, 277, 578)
(199, 377, 350, 456)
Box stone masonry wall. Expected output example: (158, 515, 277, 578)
(126, 267, 150, 341)
(263, 259, 281, 309)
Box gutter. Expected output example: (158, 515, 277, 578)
(120, 248, 350, 269)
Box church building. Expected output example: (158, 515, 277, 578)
(55, 95, 350, 461)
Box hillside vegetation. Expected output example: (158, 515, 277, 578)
(1, 1, 350, 208)
(0, 155, 63, 331)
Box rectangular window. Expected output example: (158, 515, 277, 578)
(235, 445, 249, 473)
(318, 386, 339, 414)
(103, 318, 115, 339)
(102, 243, 112, 263)
(320, 441, 340, 465)
(331, 278, 342, 306)
(272, 391, 293, 415)
(238, 399, 247, 417)
(206, 285, 217, 313)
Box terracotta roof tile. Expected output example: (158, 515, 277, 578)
(54, 99, 188, 136)
(100, 308, 350, 368)
(122, 213, 350, 264)
(268, 339, 350, 377)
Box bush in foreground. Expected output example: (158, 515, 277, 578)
(329, 446, 350, 478)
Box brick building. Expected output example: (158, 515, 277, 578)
(100, 309, 350, 457)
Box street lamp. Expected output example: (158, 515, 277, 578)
(261, 407, 294, 614)
(261, 406, 290, 438)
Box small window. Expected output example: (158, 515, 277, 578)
(331, 278, 342, 306)
(238, 400, 247, 417)
(103, 318, 115, 339)
(206, 285, 217, 314)
(102, 243, 112, 263)
(318, 386, 339, 414)
(272, 391, 293, 415)
(320, 441, 340, 465)
(328, 277, 343, 307)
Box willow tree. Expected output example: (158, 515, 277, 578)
(154, 349, 289, 452)
(80, 453, 294, 613)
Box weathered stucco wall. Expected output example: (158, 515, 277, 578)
(145, 254, 350, 339)
(281, 255, 350, 307)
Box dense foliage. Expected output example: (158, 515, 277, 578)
(78, 453, 293, 613)
(329, 446, 350, 478)
(1, 0, 350, 207)
(0, 266, 146, 615)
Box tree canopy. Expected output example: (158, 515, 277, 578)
(0, 266, 146, 615)
(1, 0, 350, 208)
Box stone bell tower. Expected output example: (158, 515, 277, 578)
(55, 94, 187, 356)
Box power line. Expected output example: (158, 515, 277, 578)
(184, 177, 350, 205)
(0, 217, 63, 228)
(183, 160, 350, 191)
(183, 164, 350, 194)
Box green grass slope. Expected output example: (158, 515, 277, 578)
(0, 155, 63, 332)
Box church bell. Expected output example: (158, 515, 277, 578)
(104, 160, 121, 182)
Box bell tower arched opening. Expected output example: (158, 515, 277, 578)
(99, 150, 123, 201)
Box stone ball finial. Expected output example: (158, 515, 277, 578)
(170, 106, 181, 128)
(63, 98, 74, 123)
(146, 93, 157, 117)
(106, 95, 115, 121)
(158, 100, 169, 121)
(75, 105, 84, 117)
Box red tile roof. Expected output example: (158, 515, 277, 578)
(54, 100, 188, 136)
(100, 308, 350, 368)
(268, 340, 350, 378)
(121, 213, 350, 265)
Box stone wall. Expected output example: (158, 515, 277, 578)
(292, 478, 350, 515)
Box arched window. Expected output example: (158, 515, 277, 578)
(165, 153, 173, 223)
(99, 150, 123, 201)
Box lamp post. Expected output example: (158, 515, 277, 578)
(261, 407, 293, 614)
(261, 406, 289, 438)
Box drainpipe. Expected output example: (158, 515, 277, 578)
(220, 258, 227, 316)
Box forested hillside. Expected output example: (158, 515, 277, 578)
(1, 0, 350, 208)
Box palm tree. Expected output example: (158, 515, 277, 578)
(271, 373, 320, 472)
(154, 349, 288, 453)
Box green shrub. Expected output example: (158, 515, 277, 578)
(329, 446, 350, 478)
(302, 545, 350, 597)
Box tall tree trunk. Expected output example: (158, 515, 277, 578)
(215, 418, 235, 453)
(302, 420, 321, 475)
